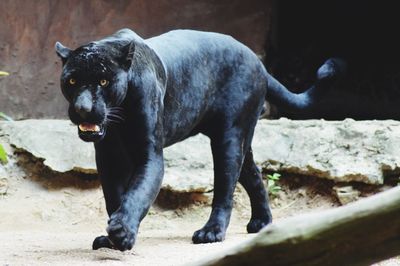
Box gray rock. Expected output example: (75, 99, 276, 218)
(0, 120, 213, 192)
(2, 119, 400, 192)
(333, 185, 361, 205)
(163, 134, 213, 192)
(0, 120, 96, 173)
(252, 118, 400, 185)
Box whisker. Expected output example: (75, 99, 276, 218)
(105, 117, 123, 125)
(108, 111, 123, 116)
(107, 111, 124, 117)
(108, 107, 124, 112)
(107, 107, 125, 115)
(105, 107, 126, 125)
(106, 115, 124, 122)
(107, 113, 124, 120)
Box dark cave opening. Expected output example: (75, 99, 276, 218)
(265, 0, 400, 120)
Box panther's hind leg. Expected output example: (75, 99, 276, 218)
(192, 128, 246, 244)
(191, 61, 267, 244)
(238, 148, 272, 233)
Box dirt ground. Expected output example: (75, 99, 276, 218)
(0, 153, 399, 266)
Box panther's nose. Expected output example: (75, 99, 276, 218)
(74, 90, 93, 118)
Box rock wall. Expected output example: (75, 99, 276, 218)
(0, 0, 273, 119)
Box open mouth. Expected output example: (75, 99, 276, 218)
(77, 122, 105, 142)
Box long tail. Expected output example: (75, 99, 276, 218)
(266, 72, 315, 113)
(265, 58, 347, 114)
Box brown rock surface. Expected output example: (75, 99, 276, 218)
(0, 0, 273, 119)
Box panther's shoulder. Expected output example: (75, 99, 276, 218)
(95, 28, 144, 48)
(149, 29, 236, 43)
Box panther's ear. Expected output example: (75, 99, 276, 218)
(120, 41, 135, 69)
(55, 42, 72, 63)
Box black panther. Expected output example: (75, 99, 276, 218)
(55, 29, 323, 251)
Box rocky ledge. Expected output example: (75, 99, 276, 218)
(1, 118, 399, 193)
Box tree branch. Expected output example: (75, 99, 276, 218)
(196, 186, 400, 266)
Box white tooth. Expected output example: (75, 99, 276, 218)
(79, 124, 85, 131)
(94, 125, 100, 132)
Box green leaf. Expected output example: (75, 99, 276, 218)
(0, 143, 8, 164)
(272, 173, 281, 180)
(267, 173, 281, 181)
(267, 173, 282, 196)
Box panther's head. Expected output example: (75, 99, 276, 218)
(55, 41, 132, 142)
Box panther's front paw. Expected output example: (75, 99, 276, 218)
(192, 225, 226, 244)
(246, 216, 272, 233)
(92, 235, 114, 250)
(106, 213, 137, 251)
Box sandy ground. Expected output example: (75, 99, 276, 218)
(0, 153, 399, 266)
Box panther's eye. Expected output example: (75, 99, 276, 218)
(69, 78, 76, 85)
(99, 79, 109, 87)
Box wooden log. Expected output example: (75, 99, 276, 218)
(196, 186, 400, 266)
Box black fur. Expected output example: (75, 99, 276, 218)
(56, 29, 314, 251)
